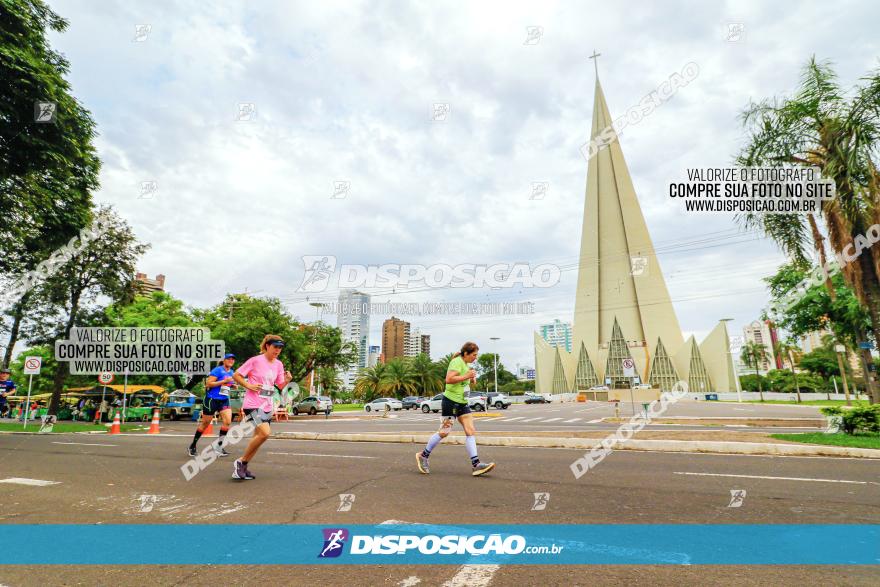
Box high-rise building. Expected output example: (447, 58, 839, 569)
(367, 345, 381, 367)
(403, 327, 431, 358)
(742, 320, 781, 373)
(534, 74, 736, 393)
(382, 316, 410, 360)
(135, 272, 165, 294)
(539, 319, 572, 353)
(337, 289, 370, 389)
(800, 329, 831, 354)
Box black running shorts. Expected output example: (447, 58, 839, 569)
(441, 395, 471, 418)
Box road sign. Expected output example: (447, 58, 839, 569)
(622, 358, 636, 377)
(858, 341, 874, 350)
(98, 372, 115, 385)
(23, 356, 42, 375)
(834, 344, 846, 353)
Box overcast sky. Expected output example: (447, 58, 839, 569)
(47, 0, 880, 369)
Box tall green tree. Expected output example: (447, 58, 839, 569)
(354, 363, 387, 402)
(409, 353, 444, 395)
(197, 294, 355, 392)
(43, 207, 148, 414)
(741, 341, 770, 400)
(1, 0, 101, 366)
(737, 57, 880, 402)
(380, 358, 416, 398)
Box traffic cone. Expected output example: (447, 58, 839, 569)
(109, 411, 121, 434)
(203, 417, 215, 436)
(148, 409, 161, 434)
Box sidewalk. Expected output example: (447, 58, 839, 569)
(272, 429, 880, 459)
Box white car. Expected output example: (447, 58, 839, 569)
(420, 394, 443, 413)
(420, 393, 486, 413)
(364, 397, 403, 412)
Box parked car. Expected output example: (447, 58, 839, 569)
(632, 384, 652, 390)
(420, 394, 443, 413)
(364, 397, 403, 412)
(161, 390, 197, 420)
(589, 385, 610, 391)
(465, 391, 487, 412)
(485, 392, 511, 409)
(292, 395, 333, 415)
(524, 392, 549, 404)
(401, 396, 423, 410)
(421, 392, 486, 412)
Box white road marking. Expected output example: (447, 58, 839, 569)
(587, 419, 604, 423)
(443, 565, 500, 587)
(267, 452, 377, 459)
(501, 417, 525, 422)
(521, 417, 543, 422)
(673, 472, 872, 485)
(563, 418, 581, 423)
(52, 441, 117, 447)
(577, 406, 607, 413)
(379, 522, 500, 586)
(543, 418, 563, 422)
(0, 478, 60, 486)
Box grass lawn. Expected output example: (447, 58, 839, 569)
(332, 403, 364, 412)
(0, 421, 142, 433)
(771, 432, 880, 449)
(722, 399, 870, 407)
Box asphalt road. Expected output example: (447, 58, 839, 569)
(1, 430, 877, 586)
(148, 401, 826, 437)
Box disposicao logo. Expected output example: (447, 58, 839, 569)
(318, 528, 349, 558)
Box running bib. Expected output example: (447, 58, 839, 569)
(258, 384, 275, 398)
(219, 386, 231, 397)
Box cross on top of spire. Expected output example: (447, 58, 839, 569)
(589, 50, 601, 78)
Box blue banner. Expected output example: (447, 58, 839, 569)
(0, 524, 876, 565)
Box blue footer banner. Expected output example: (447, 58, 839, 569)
(0, 524, 877, 565)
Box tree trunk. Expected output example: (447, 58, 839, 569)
(48, 293, 80, 415)
(2, 291, 31, 368)
(854, 252, 880, 403)
(755, 364, 764, 401)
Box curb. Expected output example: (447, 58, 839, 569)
(272, 431, 880, 459)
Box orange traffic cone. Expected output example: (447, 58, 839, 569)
(148, 409, 161, 434)
(203, 417, 215, 436)
(109, 411, 121, 434)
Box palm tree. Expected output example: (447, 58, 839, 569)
(316, 367, 343, 398)
(737, 57, 880, 404)
(354, 363, 387, 403)
(380, 358, 417, 398)
(741, 341, 770, 401)
(409, 353, 444, 396)
(774, 338, 803, 403)
(435, 353, 454, 373)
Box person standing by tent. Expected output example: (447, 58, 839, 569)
(0, 369, 15, 418)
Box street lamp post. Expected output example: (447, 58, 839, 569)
(309, 302, 326, 396)
(720, 319, 741, 403)
(489, 337, 500, 394)
(834, 343, 852, 406)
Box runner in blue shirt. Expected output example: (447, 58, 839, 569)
(0, 369, 16, 418)
(188, 353, 237, 457)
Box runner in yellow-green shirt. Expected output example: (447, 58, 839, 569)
(416, 341, 495, 476)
